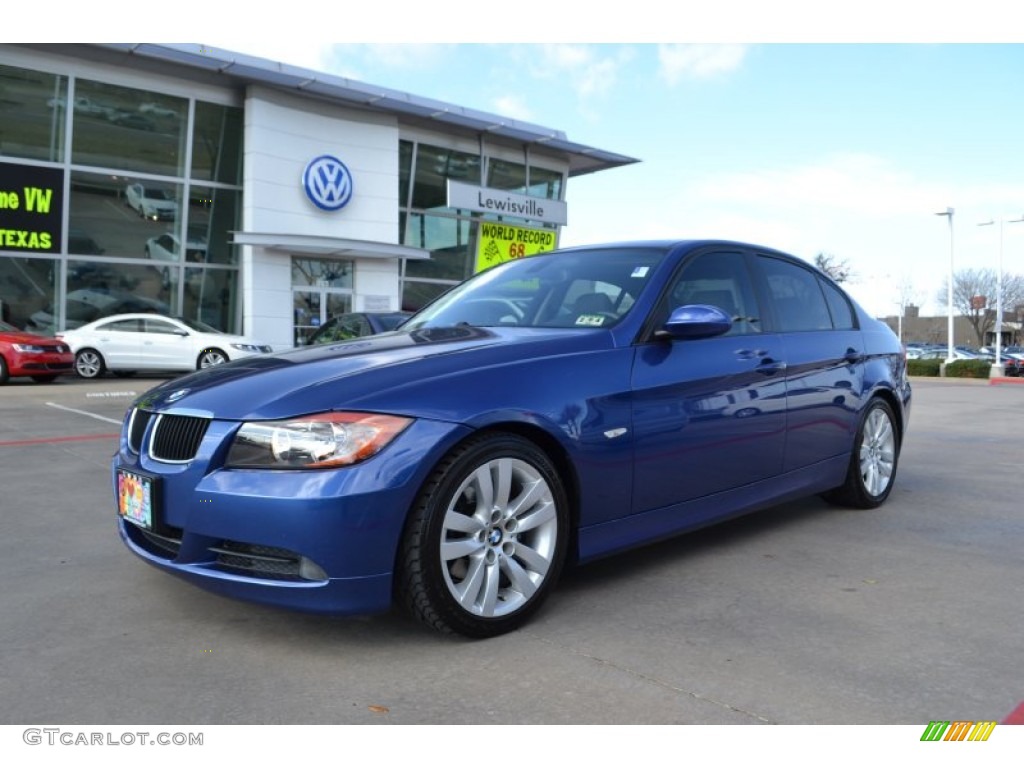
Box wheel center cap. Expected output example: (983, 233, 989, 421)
(487, 528, 502, 546)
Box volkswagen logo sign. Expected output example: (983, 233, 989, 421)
(303, 155, 354, 211)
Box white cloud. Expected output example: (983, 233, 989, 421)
(658, 44, 748, 84)
(532, 45, 634, 99)
(492, 95, 534, 122)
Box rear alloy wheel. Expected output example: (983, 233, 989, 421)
(197, 348, 228, 369)
(399, 433, 569, 638)
(825, 399, 899, 509)
(75, 349, 106, 379)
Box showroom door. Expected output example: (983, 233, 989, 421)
(293, 289, 351, 346)
(291, 256, 354, 346)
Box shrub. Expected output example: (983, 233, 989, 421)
(945, 359, 991, 378)
(908, 359, 941, 377)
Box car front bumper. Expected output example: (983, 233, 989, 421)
(113, 415, 471, 615)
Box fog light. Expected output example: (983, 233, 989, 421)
(299, 557, 327, 581)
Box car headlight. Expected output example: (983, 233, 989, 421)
(12, 343, 46, 353)
(226, 412, 413, 469)
(230, 342, 270, 353)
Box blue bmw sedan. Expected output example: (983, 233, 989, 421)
(114, 241, 911, 638)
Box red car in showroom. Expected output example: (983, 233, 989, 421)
(0, 319, 74, 384)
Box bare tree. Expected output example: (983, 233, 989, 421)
(936, 268, 1024, 346)
(814, 252, 855, 283)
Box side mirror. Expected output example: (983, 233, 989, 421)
(659, 304, 733, 340)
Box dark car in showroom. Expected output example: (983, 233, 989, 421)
(306, 311, 412, 345)
(0, 319, 74, 384)
(112, 240, 911, 638)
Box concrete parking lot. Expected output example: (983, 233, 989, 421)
(0, 374, 1021, 725)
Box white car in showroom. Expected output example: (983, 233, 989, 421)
(125, 183, 178, 221)
(145, 229, 208, 263)
(58, 314, 273, 379)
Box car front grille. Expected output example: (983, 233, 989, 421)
(127, 409, 152, 454)
(149, 413, 210, 462)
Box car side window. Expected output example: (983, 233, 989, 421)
(658, 251, 761, 336)
(757, 256, 833, 332)
(102, 319, 142, 333)
(144, 319, 181, 335)
(819, 277, 857, 330)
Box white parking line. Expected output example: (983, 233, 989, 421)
(46, 402, 123, 425)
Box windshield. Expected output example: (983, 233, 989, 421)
(404, 247, 667, 331)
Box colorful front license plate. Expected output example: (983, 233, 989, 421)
(117, 468, 156, 529)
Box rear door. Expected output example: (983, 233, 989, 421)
(752, 254, 864, 471)
(90, 317, 142, 368)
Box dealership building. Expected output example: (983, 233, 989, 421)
(0, 43, 636, 349)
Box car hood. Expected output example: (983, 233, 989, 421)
(2, 330, 64, 345)
(135, 326, 612, 421)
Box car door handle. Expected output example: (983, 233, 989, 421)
(735, 348, 769, 360)
(755, 357, 786, 375)
(844, 348, 864, 363)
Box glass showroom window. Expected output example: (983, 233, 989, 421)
(526, 165, 563, 201)
(184, 267, 237, 331)
(188, 185, 240, 265)
(69, 171, 183, 262)
(411, 144, 482, 210)
(0, 63, 67, 163)
(71, 79, 187, 178)
(191, 102, 243, 185)
(63, 259, 176, 331)
(404, 214, 473, 282)
(0, 256, 58, 332)
(487, 158, 526, 193)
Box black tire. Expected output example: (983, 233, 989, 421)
(398, 432, 569, 638)
(197, 348, 228, 369)
(0, 355, 8, 384)
(824, 399, 900, 509)
(31, 374, 60, 383)
(74, 348, 106, 379)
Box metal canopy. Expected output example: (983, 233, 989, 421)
(95, 43, 640, 177)
(231, 232, 431, 260)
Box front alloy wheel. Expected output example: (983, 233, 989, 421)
(399, 433, 569, 638)
(197, 348, 228, 369)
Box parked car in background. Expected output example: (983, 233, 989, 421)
(306, 311, 412, 345)
(58, 314, 272, 379)
(1001, 352, 1024, 376)
(915, 348, 980, 361)
(0, 320, 73, 384)
(111, 239, 911, 638)
(145, 231, 208, 263)
(125, 183, 177, 221)
(27, 289, 169, 334)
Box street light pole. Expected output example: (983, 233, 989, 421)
(935, 208, 955, 364)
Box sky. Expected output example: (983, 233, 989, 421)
(26, 1, 1024, 319)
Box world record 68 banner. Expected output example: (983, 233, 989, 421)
(474, 222, 558, 273)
